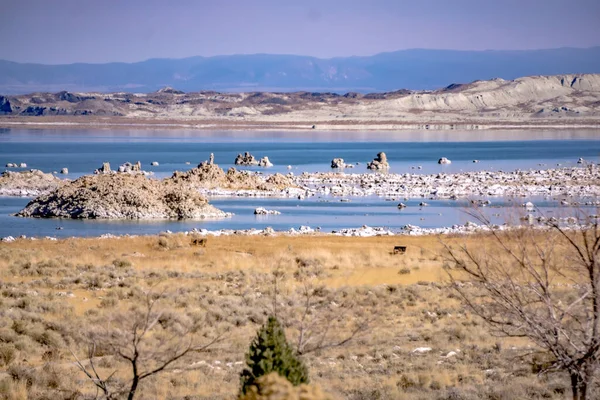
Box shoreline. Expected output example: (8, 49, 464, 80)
(1, 117, 600, 131)
(0, 217, 587, 242)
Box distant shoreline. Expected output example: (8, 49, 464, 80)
(1, 116, 600, 131)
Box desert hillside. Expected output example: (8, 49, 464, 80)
(1, 73, 600, 129)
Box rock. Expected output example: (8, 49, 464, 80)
(0, 169, 64, 197)
(95, 162, 112, 174)
(287, 165, 292, 169)
(470, 199, 491, 207)
(258, 156, 273, 167)
(397, 203, 407, 209)
(438, 157, 452, 164)
(412, 347, 432, 354)
(332, 225, 394, 237)
(60, 168, 69, 174)
(331, 158, 346, 169)
(170, 163, 293, 192)
(254, 207, 281, 215)
(367, 152, 390, 170)
(19, 163, 27, 168)
(115, 161, 146, 174)
(522, 201, 535, 210)
(262, 173, 293, 190)
(234, 152, 259, 166)
(419, 202, 429, 207)
(209, 153, 215, 165)
(16, 174, 231, 220)
(473, 160, 479, 163)
(577, 157, 584, 164)
(298, 226, 314, 233)
(5, 163, 15, 168)
(1, 236, 16, 242)
(20, 106, 46, 116)
(150, 161, 159, 166)
(0, 95, 12, 114)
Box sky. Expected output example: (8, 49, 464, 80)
(1, 0, 600, 64)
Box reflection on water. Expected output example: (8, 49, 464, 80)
(1, 128, 599, 143)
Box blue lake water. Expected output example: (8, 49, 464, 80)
(1, 128, 599, 238)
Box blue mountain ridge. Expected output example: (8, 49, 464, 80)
(1, 47, 599, 94)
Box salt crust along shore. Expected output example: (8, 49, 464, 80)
(200, 165, 600, 201)
(0, 217, 592, 243)
(2, 165, 598, 201)
(293, 165, 600, 200)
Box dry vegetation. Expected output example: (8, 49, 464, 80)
(0, 233, 594, 399)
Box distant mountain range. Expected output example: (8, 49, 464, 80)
(1, 47, 599, 94)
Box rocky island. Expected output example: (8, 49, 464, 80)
(169, 161, 292, 191)
(16, 173, 229, 219)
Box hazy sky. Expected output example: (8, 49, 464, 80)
(2, 0, 600, 64)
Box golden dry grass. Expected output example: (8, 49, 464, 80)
(0, 233, 582, 399)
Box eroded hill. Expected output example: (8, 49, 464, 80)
(1, 74, 600, 129)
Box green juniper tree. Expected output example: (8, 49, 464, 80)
(240, 315, 309, 395)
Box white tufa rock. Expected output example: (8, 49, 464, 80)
(331, 158, 347, 169)
(150, 161, 159, 166)
(254, 207, 281, 215)
(438, 157, 452, 164)
(522, 201, 535, 210)
(60, 168, 69, 174)
(367, 152, 390, 170)
(412, 347, 433, 354)
(258, 156, 273, 167)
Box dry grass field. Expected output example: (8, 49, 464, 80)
(0, 233, 586, 399)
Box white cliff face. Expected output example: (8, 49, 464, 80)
(388, 75, 600, 112)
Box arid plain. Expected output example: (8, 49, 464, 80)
(0, 231, 591, 399)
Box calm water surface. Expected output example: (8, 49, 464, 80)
(1, 128, 599, 238)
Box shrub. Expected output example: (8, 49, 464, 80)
(240, 316, 309, 395)
(239, 373, 332, 400)
(158, 237, 169, 248)
(112, 258, 132, 269)
(0, 343, 17, 366)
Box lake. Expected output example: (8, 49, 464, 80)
(1, 128, 599, 238)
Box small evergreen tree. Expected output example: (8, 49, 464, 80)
(240, 316, 309, 395)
